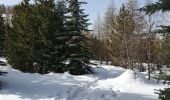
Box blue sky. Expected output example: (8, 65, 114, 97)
(83, 0, 122, 24)
(0, 0, 128, 21)
(0, 0, 146, 26)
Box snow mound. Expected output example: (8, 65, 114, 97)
(0, 57, 7, 62)
(94, 67, 124, 79)
(115, 69, 150, 84)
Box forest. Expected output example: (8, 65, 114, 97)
(0, 0, 170, 100)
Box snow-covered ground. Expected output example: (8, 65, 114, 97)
(0, 59, 168, 100)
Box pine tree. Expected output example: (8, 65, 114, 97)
(155, 88, 170, 100)
(65, 0, 93, 75)
(5, 0, 93, 75)
(6, 0, 37, 72)
(0, 9, 7, 77)
(33, 0, 58, 74)
(6, 0, 57, 73)
(141, 0, 170, 15)
(47, 0, 68, 73)
(0, 12, 5, 57)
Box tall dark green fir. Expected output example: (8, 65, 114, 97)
(46, 0, 68, 73)
(65, 0, 93, 75)
(0, 9, 7, 77)
(0, 12, 5, 57)
(6, 0, 57, 73)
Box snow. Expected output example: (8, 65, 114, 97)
(114, 69, 152, 84)
(0, 59, 168, 100)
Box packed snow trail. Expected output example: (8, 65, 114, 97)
(0, 60, 167, 100)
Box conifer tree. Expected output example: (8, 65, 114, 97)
(0, 9, 7, 77)
(33, 0, 58, 73)
(47, 0, 68, 73)
(6, 0, 57, 73)
(65, 0, 93, 75)
(111, 4, 134, 68)
(0, 12, 5, 57)
(6, 0, 36, 72)
(5, 0, 93, 75)
(141, 0, 170, 15)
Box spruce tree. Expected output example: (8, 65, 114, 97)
(5, 0, 93, 75)
(45, 0, 68, 73)
(0, 12, 5, 57)
(5, 0, 68, 74)
(65, 0, 93, 75)
(0, 9, 7, 77)
(6, 0, 56, 73)
(141, 0, 170, 15)
(6, 0, 37, 72)
(33, 0, 57, 74)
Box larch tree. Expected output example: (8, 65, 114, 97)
(125, 0, 146, 69)
(92, 15, 104, 63)
(102, 0, 116, 65)
(112, 4, 134, 68)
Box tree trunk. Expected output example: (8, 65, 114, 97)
(123, 16, 131, 69)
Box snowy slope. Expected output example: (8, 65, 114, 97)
(0, 60, 168, 100)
